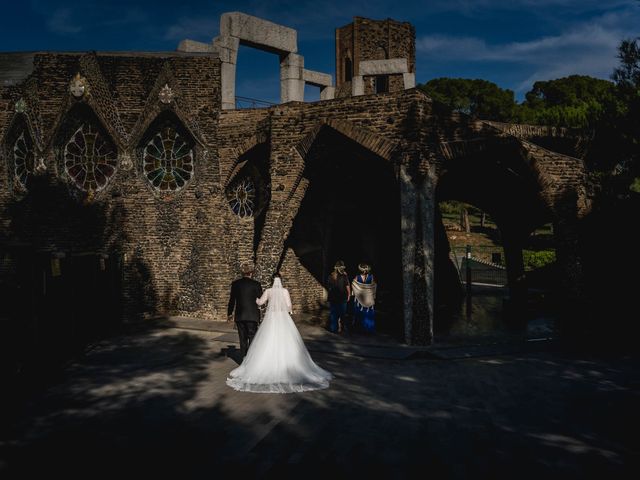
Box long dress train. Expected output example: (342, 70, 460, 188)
(226, 278, 332, 393)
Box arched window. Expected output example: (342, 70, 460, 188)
(344, 57, 353, 83)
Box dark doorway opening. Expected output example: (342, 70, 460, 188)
(285, 127, 402, 337)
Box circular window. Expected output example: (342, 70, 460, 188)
(64, 123, 117, 192)
(143, 125, 194, 192)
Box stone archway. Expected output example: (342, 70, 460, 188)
(281, 125, 403, 336)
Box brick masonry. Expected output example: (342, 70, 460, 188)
(0, 19, 593, 344)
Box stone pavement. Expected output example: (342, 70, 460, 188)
(0, 320, 637, 479)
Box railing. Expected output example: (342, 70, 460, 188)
(451, 245, 508, 287)
(235, 96, 277, 109)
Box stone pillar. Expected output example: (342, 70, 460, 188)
(418, 165, 436, 344)
(280, 53, 304, 103)
(213, 35, 239, 110)
(399, 165, 417, 344)
(352, 75, 364, 96)
(399, 160, 435, 345)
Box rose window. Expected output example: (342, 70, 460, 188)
(228, 177, 256, 218)
(64, 124, 117, 192)
(143, 126, 194, 192)
(13, 131, 35, 188)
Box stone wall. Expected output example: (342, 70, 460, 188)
(335, 17, 415, 91)
(0, 47, 593, 343)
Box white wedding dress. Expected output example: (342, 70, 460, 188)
(226, 278, 332, 393)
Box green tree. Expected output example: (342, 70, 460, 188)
(516, 75, 617, 128)
(418, 78, 517, 122)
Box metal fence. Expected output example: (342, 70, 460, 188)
(235, 96, 277, 109)
(450, 245, 508, 287)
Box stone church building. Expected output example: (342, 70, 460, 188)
(0, 12, 591, 344)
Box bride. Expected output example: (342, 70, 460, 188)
(226, 274, 333, 393)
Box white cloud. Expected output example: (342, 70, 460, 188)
(417, 6, 640, 92)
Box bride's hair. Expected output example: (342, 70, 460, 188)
(272, 272, 282, 281)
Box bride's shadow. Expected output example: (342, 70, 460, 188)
(221, 345, 244, 365)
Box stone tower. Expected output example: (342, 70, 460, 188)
(335, 17, 416, 97)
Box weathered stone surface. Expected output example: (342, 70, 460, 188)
(220, 11, 298, 54)
(177, 39, 216, 53)
(0, 13, 592, 346)
(303, 69, 333, 87)
(359, 58, 408, 75)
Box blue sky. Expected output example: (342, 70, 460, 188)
(1, 0, 638, 103)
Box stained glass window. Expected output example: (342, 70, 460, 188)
(13, 131, 35, 188)
(227, 177, 256, 218)
(64, 123, 117, 192)
(143, 125, 194, 192)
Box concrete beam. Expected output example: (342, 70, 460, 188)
(303, 69, 332, 88)
(220, 11, 297, 54)
(177, 39, 216, 53)
(359, 58, 408, 76)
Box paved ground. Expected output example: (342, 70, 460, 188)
(0, 319, 637, 479)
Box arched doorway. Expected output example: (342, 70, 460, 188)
(285, 126, 403, 337)
(435, 142, 553, 340)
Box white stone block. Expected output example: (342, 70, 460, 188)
(403, 72, 416, 89)
(320, 86, 335, 100)
(220, 12, 297, 54)
(177, 39, 215, 53)
(352, 75, 364, 96)
(280, 53, 304, 80)
(303, 69, 332, 87)
(212, 35, 239, 64)
(220, 62, 236, 110)
(359, 58, 409, 76)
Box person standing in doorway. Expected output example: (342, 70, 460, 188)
(352, 263, 377, 333)
(327, 260, 351, 334)
(228, 263, 263, 357)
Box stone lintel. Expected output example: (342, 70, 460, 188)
(220, 11, 298, 55)
(303, 69, 333, 88)
(359, 58, 409, 76)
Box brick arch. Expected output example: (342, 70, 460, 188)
(222, 131, 269, 188)
(294, 119, 399, 163)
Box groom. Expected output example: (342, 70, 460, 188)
(227, 263, 263, 357)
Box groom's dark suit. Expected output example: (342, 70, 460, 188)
(228, 276, 263, 356)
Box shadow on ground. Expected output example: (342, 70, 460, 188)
(0, 323, 637, 479)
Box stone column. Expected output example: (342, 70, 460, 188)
(280, 53, 304, 103)
(418, 165, 436, 344)
(213, 35, 239, 110)
(352, 75, 364, 96)
(399, 165, 417, 344)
